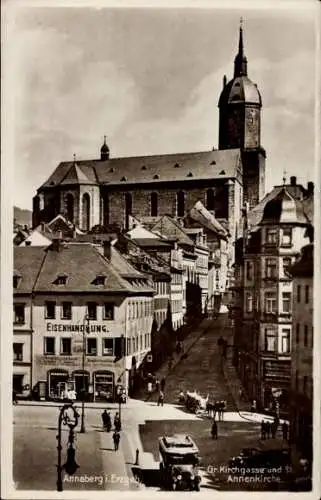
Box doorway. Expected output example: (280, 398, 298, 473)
(74, 373, 89, 400)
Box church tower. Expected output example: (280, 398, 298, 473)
(218, 20, 266, 209)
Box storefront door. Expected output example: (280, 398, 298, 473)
(74, 373, 89, 399)
(94, 372, 114, 402)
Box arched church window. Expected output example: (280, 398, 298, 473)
(150, 192, 158, 217)
(102, 194, 109, 227)
(125, 193, 132, 218)
(66, 194, 74, 223)
(176, 191, 185, 217)
(206, 189, 215, 211)
(82, 193, 90, 231)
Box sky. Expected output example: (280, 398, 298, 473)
(3, 1, 318, 210)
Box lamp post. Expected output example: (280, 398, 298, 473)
(80, 314, 89, 433)
(56, 402, 79, 491)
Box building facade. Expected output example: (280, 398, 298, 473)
(233, 182, 313, 411)
(289, 243, 313, 460)
(14, 241, 154, 400)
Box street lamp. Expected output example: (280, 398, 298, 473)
(80, 314, 89, 433)
(56, 402, 79, 491)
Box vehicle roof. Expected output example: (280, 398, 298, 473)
(159, 435, 199, 453)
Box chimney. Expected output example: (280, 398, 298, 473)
(290, 176, 296, 186)
(103, 240, 112, 261)
(307, 181, 314, 195)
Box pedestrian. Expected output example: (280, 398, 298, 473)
(266, 421, 271, 439)
(282, 422, 288, 441)
(251, 400, 257, 413)
(155, 378, 160, 392)
(147, 381, 153, 396)
(271, 422, 277, 439)
(113, 430, 121, 451)
(261, 420, 266, 440)
(215, 401, 220, 421)
(222, 400, 226, 420)
(101, 409, 108, 431)
(211, 420, 218, 439)
(114, 412, 121, 431)
(160, 377, 166, 392)
(157, 390, 164, 407)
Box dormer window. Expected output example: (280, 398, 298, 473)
(54, 274, 68, 285)
(94, 275, 106, 286)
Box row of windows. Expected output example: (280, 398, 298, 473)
(296, 284, 311, 304)
(264, 328, 291, 353)
(120, 189, 217, 219)
(245, 292, 292, 314)
(14, 302, 114, 324)
(42, 335, 150, 356)
(172, 300, 183, 314)
(155, 282, 170, 296)
(128, 301, 152, 320)
(295, 323, 313, 348)
(265, 227, 292, 246)
(171, 274, 183, 285)
(245, 257, 293, 281)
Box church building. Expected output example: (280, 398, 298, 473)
(32, 23, 266, 245)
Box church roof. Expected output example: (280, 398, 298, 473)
(39, 149, 241, 190)
(218, 76, 262, 106)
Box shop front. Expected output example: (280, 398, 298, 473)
(262, 359, 291, 415)
(13, 366, 31, 399)
(93, 371, 115, 401)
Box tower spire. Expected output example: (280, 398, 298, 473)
(234, 18, 248, 77)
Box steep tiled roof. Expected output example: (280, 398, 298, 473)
(108, 246, 145, 279)
(187, 201, 229, 238)
(39, 149, 241, 190)
(14, 243, 153, 295)
(14, 247, 47, 293)
(152, 216, 194, 247)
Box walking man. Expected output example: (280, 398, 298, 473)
(113, 430, 121, 451)
(211, 420, 218, 439)
(157, 390, 164, 407)
(266, 421, 271, 439)
(160, 377, 166, 392)
(155, 378, 160, 392)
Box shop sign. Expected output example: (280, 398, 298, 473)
(38, 356, 78, 366)
(46, 322, 110, 334)
(86, 357, 114, 365)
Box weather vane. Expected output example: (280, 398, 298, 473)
(282, 169, 287, 185)
(240, 17, 243, 28)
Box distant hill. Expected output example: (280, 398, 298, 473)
(14, 206, 32, 229)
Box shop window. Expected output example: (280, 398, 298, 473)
(60, 338, 71, 355)
(62, 302, 72, 320)
(266, 228, 277, 244)
(87, 338, 97, 356)
(264, 328, 277, 352)
(102, 338, 114, 356)
(14, 304, 25, 324)
(282, 292, 291, 313)
(87, 302, 97, 320)
(264, 292, 277, 313)
(13, 343, 23, 361)
(280, 328, 291, 353)
(265, 258, 277, 278)
(45, 301, 56, 319)
(104, 303, 114, 320)
(44, 337, 55, 355)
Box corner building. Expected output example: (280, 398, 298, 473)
(32, 25, 265, 246)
